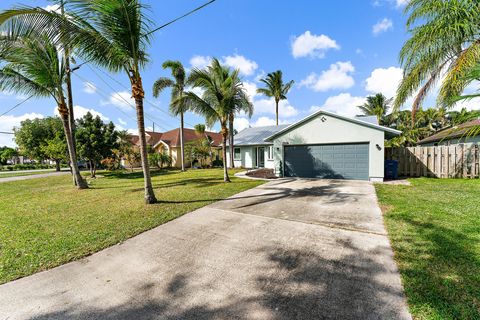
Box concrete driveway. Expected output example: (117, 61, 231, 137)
(0, 179, 411, 320)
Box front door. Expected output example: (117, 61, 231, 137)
(257, 147, 265, 168)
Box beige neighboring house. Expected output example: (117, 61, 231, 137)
(126, 128, 223, 168)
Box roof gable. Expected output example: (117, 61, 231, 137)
(265, 110, 400, 141)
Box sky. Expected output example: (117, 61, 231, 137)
(0, 0, 479, 147)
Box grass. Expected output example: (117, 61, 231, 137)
(375, 178, 480, 320)
(0, 169, 60, 178)
(0, 168, 264, 284)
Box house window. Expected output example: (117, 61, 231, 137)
(234, 148, 241, 160)
(267, 146, 274, 160)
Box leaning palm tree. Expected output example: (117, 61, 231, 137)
(0, 32, 87, 189)
(175, 58, 251, 182)
(395, 0, 480, 118)
(357, 93, 392, 125)
(152, 60, 187, 171)
(257, 70, 294, 126)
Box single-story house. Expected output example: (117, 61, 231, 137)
(227, 110, 401, 181)
(417, 119, 480, 146)
(127, 128, 223, 168)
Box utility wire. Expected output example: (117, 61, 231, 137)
(88, 63, 199, 129)
(72, 71, 169, 132)
(71, 0, 217, 73)
(0, 95, 34, 119)
(143, 0, 216, 37)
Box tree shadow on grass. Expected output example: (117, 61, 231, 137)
(102, 169, 178, 180)
(387, 216, 480, 319)
(26, 240, 409, 320)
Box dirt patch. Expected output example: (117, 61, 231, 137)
(245, 168, 278, 179)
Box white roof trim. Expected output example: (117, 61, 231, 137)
(153, 140, 170, 150)
(265, 110, 401, 141)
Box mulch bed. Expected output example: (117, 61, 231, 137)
(245, 168, 278, 179)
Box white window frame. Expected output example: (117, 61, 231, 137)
(267, 146, 274, 160)
(233, 147, 241, 161)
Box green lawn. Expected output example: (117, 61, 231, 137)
(375, 179, 480, 320)
(0, 169, 57, 178)
(0, 168, 264, 284)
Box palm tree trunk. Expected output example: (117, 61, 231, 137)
(132, 79, 157, 204)
(222, 129, 230, 182)
(180, 112, 185, 171)
(229, 114, 235, 168)
(58, 101, 88, 189)
(275, 99, 279, 126)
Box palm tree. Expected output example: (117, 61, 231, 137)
(175, 58, 251, 182)
(0, 32, 87, 189)
(257, 70, 294, 126)
(395, 0, 480, 118)
(357, 93, 392, 125)
(152, 60, 188, 171)
(228, 86, 253, 169)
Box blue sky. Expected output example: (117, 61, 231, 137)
(0, 0, 469, 147)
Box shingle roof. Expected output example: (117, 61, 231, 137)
(129, 129, 223, 148)
(354, 115, 378, 125)
(229, 125, 290, 146)
(417, 119, 480, 144)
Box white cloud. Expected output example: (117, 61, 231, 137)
(189, 86, 205, 97)
(222, 54, 258, 76)
(189, 55, 211, 69)
(234, 117, 251, 132)
(373, 18, 393, 35)
(0, 113, 44, 147)
(43, 4, 61, 12)
(365, 66, 403, 97)
(243, 81, 258, 100)
(311, 93, 366, 117)
(103, 91, 134, 112)
(83, 82, 97, 94)
(54, 105, 109, 121)
(254, 98, 298, 118)
(396, 0, 409, 8)
(291, 31, 339, 59)
(118, 118, 127, 126)
(300, 61, 355, 92)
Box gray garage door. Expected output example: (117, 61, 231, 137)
(284, 143, 369, 180)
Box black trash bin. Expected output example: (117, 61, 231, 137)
(385, 160, 398, 179)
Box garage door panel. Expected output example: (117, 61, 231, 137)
(284, 143, 369, 180)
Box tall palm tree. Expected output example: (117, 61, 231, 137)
(395, 0, 480, 118)
(152, 60, 187, 171)
(175, 58, 251, 182)
(0, 0, 159, 203)
(357, 93, 392, 125)
(0, 32, 87, 189)
(228, 85, 253, 169)
(257, 70, 294, 126)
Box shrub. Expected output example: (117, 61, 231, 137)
(212, 159, 223, 167)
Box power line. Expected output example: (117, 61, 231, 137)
(0, 131, 14, 135)
(71, 0, 217, 72)
(143, 0, 216, 37)
(0, 95, 34, 119)
(72, 71, 169, 132)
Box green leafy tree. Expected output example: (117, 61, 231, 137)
(153, 60, 188, 171)
(176, 58, 251, 182)
(0, 30, 87, 188)
(0, 147, 18, 165)
(76, 112, 118, 178)
(395, 0, 480, 118)
(14, 117, 67, 171)
(257, 70, 294, 126)
(357, 93, 392, 125)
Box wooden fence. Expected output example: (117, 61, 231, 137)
(385, 145, 480, 178)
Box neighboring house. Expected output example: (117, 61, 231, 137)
(128, 128, 223, 168)
(227, 110, 400, 181)
(417, 119, 480, 146)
